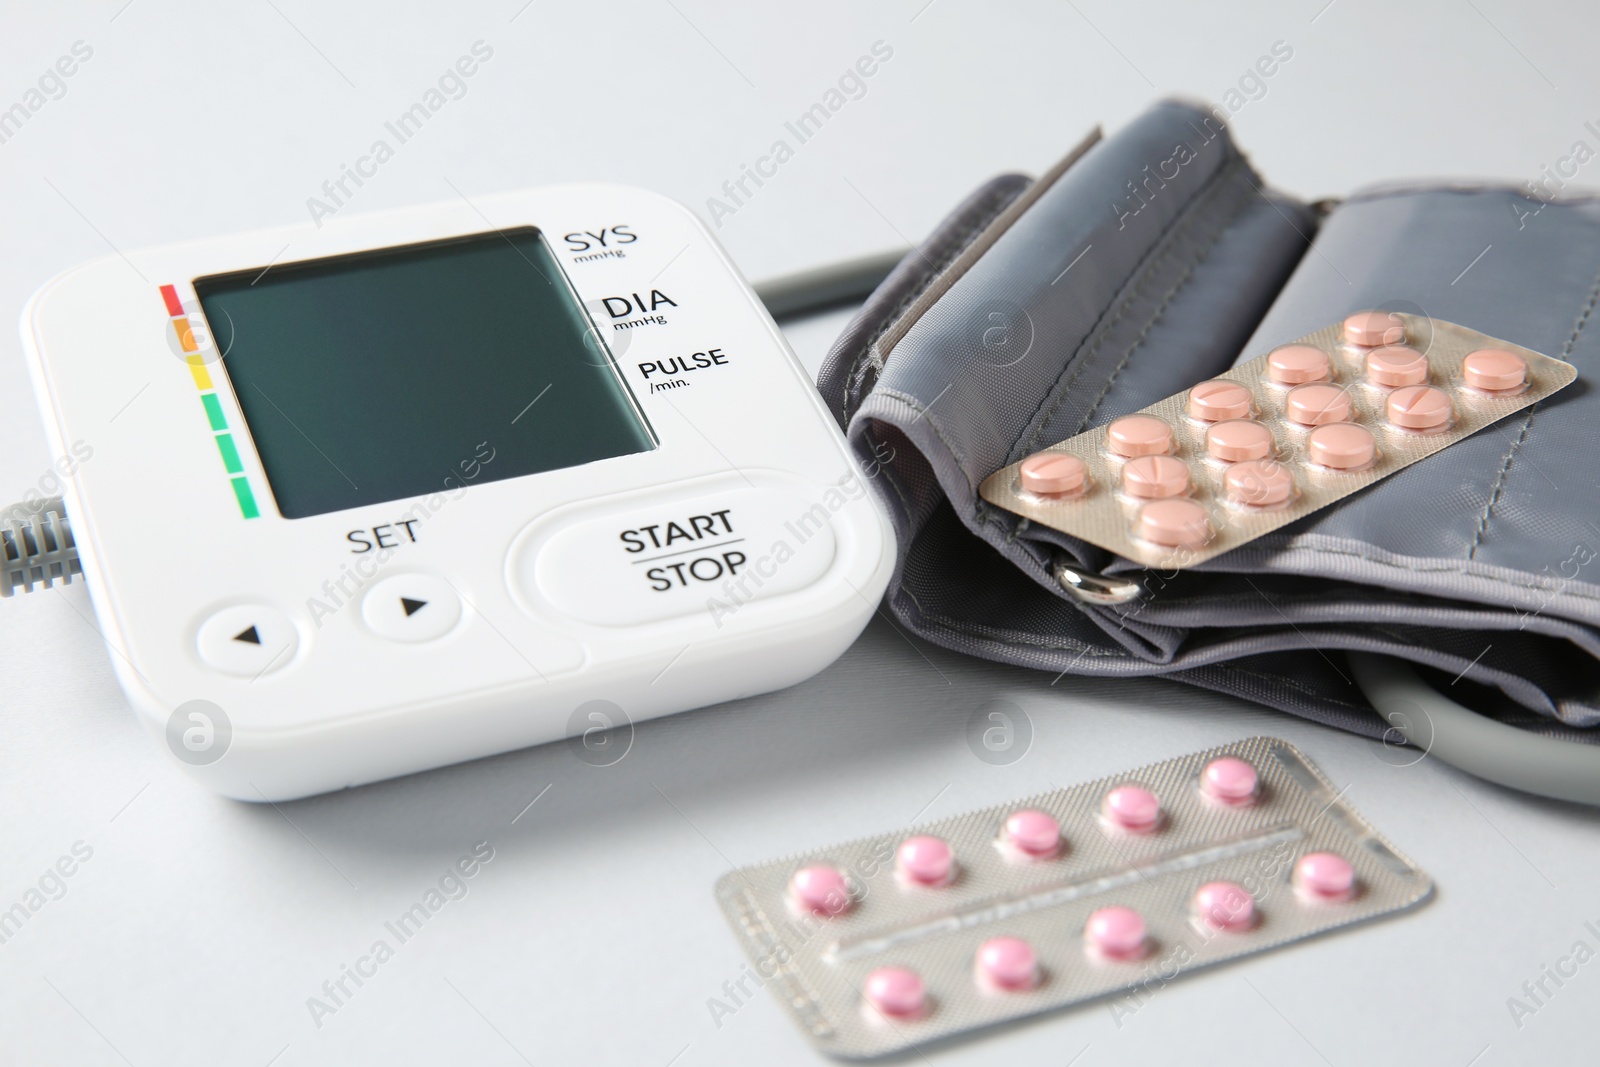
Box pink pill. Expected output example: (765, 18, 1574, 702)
(1387, 385, 1453, 431)
(1121, 455, 1189, 499)
(1200, 756, 1258, 802)
(1295, 851, 1356, 900)
(1134, 499, 1212, 550)
(1307, 423, 1377, 470)
(1224, 459, 1294, 507)
(1105, 415, 1174, 458)
(1003, 809, 1061, 857)
(1284, 383, 1353, 426)
(896, 836, 954, 886)
(1019, 451, 1087, 496)
(1084, 905, 1146, 959)
(1101, 785, 1161, 831)
(1194, 881, 1256, 931)
(1188, 380, 1254, 422)
(1206, 419, 1275, 463)
(1365, 345, 1429, 388)
(863, 967, 925, 1017)
(790, 865, 851, 916)
(975, 937, 1037, 991)
(1344, 310, 1406, 347)
(1267, 345, 1333, 385)
(1462, 348, 1528, 392)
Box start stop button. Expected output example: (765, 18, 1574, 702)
(509, 483, 838, 626)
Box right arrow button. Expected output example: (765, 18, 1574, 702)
(360, 575, 461, 643)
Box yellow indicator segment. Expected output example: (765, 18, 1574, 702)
(187, 354, 213, 390)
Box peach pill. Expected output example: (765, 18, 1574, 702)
(1207, 420, 1275, 463)
(1224, 460, 1294, 507)
(1306, 423, 1376, 470)
(1267, 345, 1332, 385)
(1285, 383, 1353, 427)
(1386, 385, 1452, 431)
(1122, 455, 1189, 499)
(1462, 348, 1528, 392)
(1135, 499, 1212, 549)
(1105, 415, 1174, 458)
(1344, 310, 1406, 347)
(1019, 452, 1087, 496)
(1365, 345, 1429, 388)
(1188, 380, 1253, 421)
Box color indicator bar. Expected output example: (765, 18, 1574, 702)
(215, 433, 244, 474)
(201, 392, 227, 431)
(159, 283, 261, 520)
(231, 476, 261, 519)
(173, 316, 198, 353)
(186, 354, 213, 391)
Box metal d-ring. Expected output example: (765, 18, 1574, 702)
(1051, 559, 1143, 605)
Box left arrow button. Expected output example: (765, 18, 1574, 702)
(196, 606, 299, 677)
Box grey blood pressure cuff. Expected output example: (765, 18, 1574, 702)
(817, 99, 1600, 737)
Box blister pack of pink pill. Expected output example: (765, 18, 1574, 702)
(979, 312, 1577, 568)
(714, 737, 1432, 1059)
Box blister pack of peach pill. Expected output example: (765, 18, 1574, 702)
(713, 737, 1432, 1059)
(979, 312, 1577, 569)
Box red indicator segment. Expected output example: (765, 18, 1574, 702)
(160, 284, 184, 317)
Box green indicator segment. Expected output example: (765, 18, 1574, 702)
(201, 393, 228, 431)
(230, 476, 261, 519)
(214, 432, 244, 474)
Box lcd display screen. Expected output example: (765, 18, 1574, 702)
(195, 227, 654, 519)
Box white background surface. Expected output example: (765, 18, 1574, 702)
(4, 2, 1600, 1064)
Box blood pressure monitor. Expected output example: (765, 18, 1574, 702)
(21, 184, 893, 800)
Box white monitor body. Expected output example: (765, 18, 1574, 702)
(21, 183, 893, 800)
